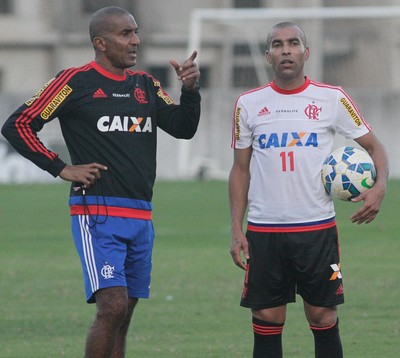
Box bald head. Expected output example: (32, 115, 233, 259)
(89, 6, 132, 41)
(266, 22, 307, 50)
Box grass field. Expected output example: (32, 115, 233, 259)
(0, 180, 399, 357)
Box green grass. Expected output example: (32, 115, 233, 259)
(0, 180, 399, 357)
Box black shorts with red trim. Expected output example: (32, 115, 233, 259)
(240, 219, 344, 310)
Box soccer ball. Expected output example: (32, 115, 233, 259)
(321, 146, 376, 201)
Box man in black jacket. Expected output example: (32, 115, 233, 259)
(2, 6, 201, 358)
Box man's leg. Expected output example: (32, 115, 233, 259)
(304, 302, 343, 358)
(85, 286, 133, 358)
(251, 306, 286, 358)
(111, 297, 138, 358)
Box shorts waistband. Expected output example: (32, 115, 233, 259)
(247, 217, 336, 233)
(70, 205, 152, 220)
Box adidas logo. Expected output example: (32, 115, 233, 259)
(93, 88, 107, 98)
(258, 106, 270, 116)
(335, 283, 344, 295)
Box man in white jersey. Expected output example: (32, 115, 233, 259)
(229, 22, 389, 358)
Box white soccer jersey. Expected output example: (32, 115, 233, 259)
(231, 77, 371, 226)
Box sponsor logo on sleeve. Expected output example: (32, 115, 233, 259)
(25, 78, 55, 106)
(157, 89, 174, 105)
(40, 85, 73, 120)
(340, 97, 362, 126)
(235, 107, 241, 140)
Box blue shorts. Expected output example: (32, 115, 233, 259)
(71, 208, 154, 303)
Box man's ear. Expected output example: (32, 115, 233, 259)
(265, 50, 272, 65)
(304, 46, 310, 61)
(93, 37, 106, 52)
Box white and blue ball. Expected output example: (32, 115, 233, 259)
(321, 146, 376, 201)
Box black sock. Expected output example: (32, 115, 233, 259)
(310, 318, 343, 358)
(252, 316, 284, 358)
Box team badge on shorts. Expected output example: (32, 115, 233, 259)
(101, 263, 115, 279)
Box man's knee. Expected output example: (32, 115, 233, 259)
(95, 287, 129, 322)
(304, 302, 338, 327)
(252, 305, 287, 324)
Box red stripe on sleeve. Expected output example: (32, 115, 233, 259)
(15, 64, 93, 159)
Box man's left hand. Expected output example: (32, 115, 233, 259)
(170, 50, 200, 90)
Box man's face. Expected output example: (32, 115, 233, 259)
(265, 25, 309, 84)
(100, 14, 140, 73)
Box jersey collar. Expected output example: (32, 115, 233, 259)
(90, 61, 127, 81)
(271, 76, 310, 95)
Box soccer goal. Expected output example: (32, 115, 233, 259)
(172, 6, 400, 179)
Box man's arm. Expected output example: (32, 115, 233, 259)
(157, 51, 201, 139)
(351, 131, 389, 224)
(1, 104, 67, 177)
(1, 73, 108, 187)
(229, 147, 252, 270)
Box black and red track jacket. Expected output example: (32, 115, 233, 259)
(2, 61, 201, 207)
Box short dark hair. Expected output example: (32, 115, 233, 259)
(89, 6, 131, 41)
(266, 22, 307, 49)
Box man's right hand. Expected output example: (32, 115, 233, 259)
(59, 163, 108, 188)
(230, 231, 250, 270)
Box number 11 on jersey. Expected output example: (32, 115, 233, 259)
(280, 151, 295, 172)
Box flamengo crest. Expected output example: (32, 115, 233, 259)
(304, 103, 322, 120)
(134, 87, 148, 104)
(101, 264, 115, 279)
